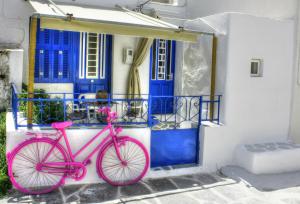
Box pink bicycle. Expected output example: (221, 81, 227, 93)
(7, 106, 149, 194)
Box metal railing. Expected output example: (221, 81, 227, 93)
(11, 84, 221, 129)
(150, 95, 221, 130)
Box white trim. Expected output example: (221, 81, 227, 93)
(79, 32, 85, 79)
(166, 41, 173, 81)
(151, 41, 157, 80)
(86, 32, 99, 79)
(99, 34, 103, 79)
(157, 39, 166, 80)
(100, 35, 106, 79)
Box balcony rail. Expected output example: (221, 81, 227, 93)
(11, 84, 221, 130)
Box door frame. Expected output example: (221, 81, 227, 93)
(74, 33, 112, 94)
(149, 39, 176, 114)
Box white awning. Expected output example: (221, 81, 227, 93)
(28, 0, 198, 42)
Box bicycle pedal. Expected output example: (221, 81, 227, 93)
(84, 159, 92, 165)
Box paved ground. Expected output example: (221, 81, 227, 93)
(2, 167, 300, 204)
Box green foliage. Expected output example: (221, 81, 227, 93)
(18, 86, 65, 124)
(0, 112, 11, 198)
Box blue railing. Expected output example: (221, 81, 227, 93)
(11, 84, 221, 129)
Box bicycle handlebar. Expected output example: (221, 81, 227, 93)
(97, 106, 118, 122)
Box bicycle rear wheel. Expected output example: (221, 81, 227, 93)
(8, 138, 68, 194)
(97, 137, 149, 186)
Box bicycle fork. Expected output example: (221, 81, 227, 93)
(112, 136, 127, 166)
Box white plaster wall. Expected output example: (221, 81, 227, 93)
(187, 0, 298, 20)
(8, 50, 24, 92)
(201, 13, 295, 171)
(112, 35, 150, 95)
(289, 2, 300, 143)
(34, 83, 74, 98)
(0, 0, 33, 84)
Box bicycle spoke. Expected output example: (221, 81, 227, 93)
(99, 138, 148, 185)
(10, 139, 66, 194)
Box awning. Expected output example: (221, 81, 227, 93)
(28, 0, 198, 42)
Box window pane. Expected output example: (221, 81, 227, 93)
(90, 66, 96, 71)
(89, 49, 97, 54)
(157, 39, 166, 80)
(89, 55, 96, 60)
(88, 61, 97, 66)
(89, 42, 97, 48)
(86, 33, 99, 79)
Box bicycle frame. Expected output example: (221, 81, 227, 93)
(41, 121, 123, 172)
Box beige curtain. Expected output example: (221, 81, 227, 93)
(127, 38, 153, 99)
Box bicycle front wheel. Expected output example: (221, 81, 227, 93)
(8, 138, 68, 194)
(97, 137, 149, 186)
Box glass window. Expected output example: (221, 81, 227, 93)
(79, 33, 107, 79)
(86, 33, 99, 79)
(151, 39, 175, 81)
(157, 39, 166, 80)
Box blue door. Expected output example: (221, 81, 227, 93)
(150, 39, 176, 114)
(75, 33, 112, 94)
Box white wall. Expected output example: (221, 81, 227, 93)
(289, 3, 300, 143)
(201, 13, 295, 171)
(112, 35, 150, 95)
(7, 49, 24, 92)
(187, 0, 298, 20)
(0, 0, 33, 84)
(35, 83, 74, 99)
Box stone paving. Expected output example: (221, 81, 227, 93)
(2, 167, 300, 204)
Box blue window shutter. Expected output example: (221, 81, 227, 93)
(44, 30, 50, 45)
(44, 50, 50, 79)
(53, 30, 60, 45)
(53, 50, 59, 79)
(34, 49, 40, 79)
(62, 50, 69, 79)
(63, 32, 69, 45)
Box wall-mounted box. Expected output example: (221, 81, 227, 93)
(123, 48, 133, 64)
(250, 59, 263, 77)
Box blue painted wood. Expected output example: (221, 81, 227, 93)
(74, 34, 112, 94)
(151, 128, 198, 167)
(35, 19, 75, 83)
(149, 40, 176, 114)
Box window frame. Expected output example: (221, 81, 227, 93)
(151, 39, 175, 81)
(79, 32, 107, 80)
(85, 32, 99, 79)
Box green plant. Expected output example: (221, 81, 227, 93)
(0, 112, 11, 198)
(18, 87, 65, 125)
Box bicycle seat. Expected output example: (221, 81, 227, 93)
(51, 121, 73, 130)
